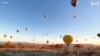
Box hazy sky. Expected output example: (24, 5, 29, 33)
(0, 0, 100, 45)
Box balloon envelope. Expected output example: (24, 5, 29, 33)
(16, 30, 19, 33)
(44, 14, 47, 19)
(71, 0, 78, 7)
(46, 33, 48, 36)
(76, 40, 78, 42)
(47, 40, 49, 43)
(4, 34, 7, 38)
(97, 33, 100, 37)
(73, 15, 76, 19)
(63, 35, 73, 46)
(60, 35, 62, 38)
(85, 39, 87, 41)
(43, 34, 44, 37)
(10, 36, 12, 38)
(25, 27, 27, 31)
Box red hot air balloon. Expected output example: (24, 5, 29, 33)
(71, 0, 79, 7)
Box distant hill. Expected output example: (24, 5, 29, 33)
(0, 42, 99, 47)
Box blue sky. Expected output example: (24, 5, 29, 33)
(0, 0, 100, 45)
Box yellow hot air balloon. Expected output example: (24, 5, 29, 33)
(63, 35, 73, 46)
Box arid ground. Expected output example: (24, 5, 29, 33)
(0, 42, 100, 56)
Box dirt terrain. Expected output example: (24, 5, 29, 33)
(0, 42, 100, 56)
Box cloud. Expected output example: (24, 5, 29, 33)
(1, 1, 8, 5)
(91, 1, 100, 6)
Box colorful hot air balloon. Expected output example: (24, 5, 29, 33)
(97, 33, 100, 37)
(63, 35, 73, 46)
(71, 0, 78, 7)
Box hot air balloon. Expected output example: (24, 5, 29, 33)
(25, 27, 27, 31)
(44, 14, 47, 19)
(76, 40, 78, 42)
(97, 33, 100, 37)
(60, 35, 62, 38)
(63, 35, 73, 46)
(10, 36, 12, 38)
(4, 34, 7, 38)
(47, 40, 49, 43)
(33, 37, 35, 42)
(43, 34, 44, 37)
(71, 0, 78, 7)
(46, 33, 48, 36)
(85, 39, 87, 41)
(73, 14, 76, 19)
(16, 30, 19, 33)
